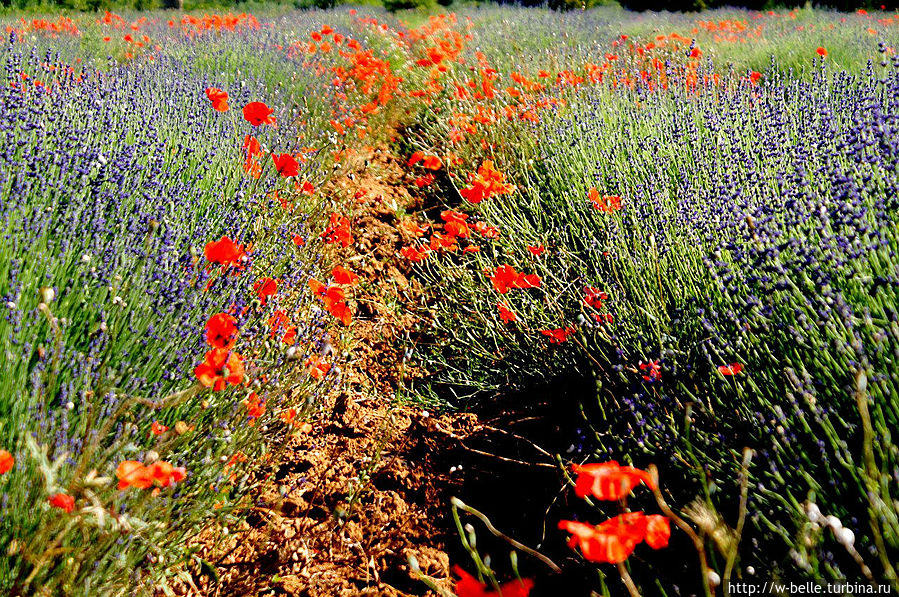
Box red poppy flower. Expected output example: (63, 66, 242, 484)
(584, 287, 608, 309)
(816, 47, 827, 57)
(332, 265, 359, 285)
(497, 302, 517, 323)
(559, 513, 649, 564)
(541, 327, 576, 344)
(272, 153, 300, 178)
(194, 348, 245, 391)
(0, 450, 13, 475)
(116, 460, 153, 490)
(452, 566, 534, 597)
(588, 188, 622, 213)
(204, 87, 229, 112)
(254, 277, 278, 305)
(305, 355, 332, 379)
(327, 299, 353, 326)
(243, 101, 275, 126)
(460, 160, 515, 204)
(205, 313, 238, 349)
(408, 151, 424, 166)
(640, 360, 661, 382)
(308, 278, 327, 298)
(151, 421, 168, 436)
(474, 221, 500, 239)
(527, 245, 545, 256)
(441, 209, 469, 224)
(401, 245, 430, 262)
(444, 220, 470, 239)
(204, 236, 245, 267)
(717, 363, 744, 376)
(490, 265, 541, 294)
(268, 308, 288, 330)
(309, 278, 352, 325)
(321, 213, 353, 247)
(243, 135, 262, 178)
(571, 461, 655, 500)
(645, 514, 671, 549)
(243, 392, 265, 425)
(414, 175, 435, 188)
(48, 493, 75, 513)
(146, 461, 186, 488)
(422, 155, 442, 170)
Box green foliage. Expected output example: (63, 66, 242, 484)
(383, 0, 434, 12)
(402, 5, 899, 588)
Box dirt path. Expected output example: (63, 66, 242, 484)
(173, 137, 590, 597)
(172, 144, 476, 597)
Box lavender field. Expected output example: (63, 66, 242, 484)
(1, 5, 898, 596)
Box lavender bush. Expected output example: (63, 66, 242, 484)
(0, 11, 350, 592)
(409, 9, 899, 589)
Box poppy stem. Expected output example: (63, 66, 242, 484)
(648, 465, 715, 597)
(617, 562, 641, 597)
(451, 497, 562, 573)
(723, 448, 753, 595)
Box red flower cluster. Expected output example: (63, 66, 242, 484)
(309, 278, 353, 326)
(718, 362, 744, 375)
(267, 309, 297, 345)
(243, 392, 265, 425)
(584, 287, 613, 323)
(460, 160, 515, 204)
(205, 312, 238, 349)
(497, 302, 517, 323)
(331, 265, 359, 285)
(588, 188, 622, 213)
(560, 461, 670, 564)
(196, 313, 244, 390)
(453, 566, 533, 597)
(559, 511, 670, 564)
(408, 151, 443, 170)
(305, 354, 332, 379)
(489, 264, 540, 294)
(401, 245, 430, 262)
(540, 327, 576, 344)
(321, 213, 354, 247)
(116, 460, 186, 490)
(640, 360, 661, 382)
(195, 348, 245, 390)
(441, 209, 470, 239)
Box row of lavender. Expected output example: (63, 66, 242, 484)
(412, 20, 899, 591)
(0, 15, 343, 593)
